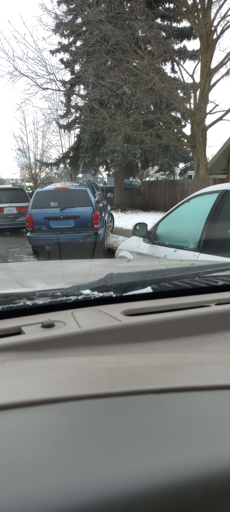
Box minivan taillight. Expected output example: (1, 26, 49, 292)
(17, 206, 29, 212)
(92, 211, 101, 230)
(26, 214, 34, 232)
(0, 207, 4, 212)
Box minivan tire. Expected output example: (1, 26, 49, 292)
(108, 213, 114, 233)
(32, 246, 46, 257)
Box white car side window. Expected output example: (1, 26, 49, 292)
(156, 193, 220, 249)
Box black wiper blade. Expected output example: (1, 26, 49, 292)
(64, 262, 230, 296)
(2, 262, 230, 312)
(60, 206, 76, 211)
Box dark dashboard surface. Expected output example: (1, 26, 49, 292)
(1, 390, 230, 512)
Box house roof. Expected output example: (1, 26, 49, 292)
(208, 136, 230, 175)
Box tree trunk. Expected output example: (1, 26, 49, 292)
(191, 125, 209, 191)
(114, 167, 124, 208)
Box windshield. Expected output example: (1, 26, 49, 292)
(0, 188, 29, 203)
(32, 189, 92, 209)
(1, 0, 230, 313)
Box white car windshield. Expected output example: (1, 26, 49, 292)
(0, 0, 230, 313)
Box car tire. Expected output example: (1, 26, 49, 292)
(31, 246, 39, 254)
(108, 213, 114, 233)
(32, 246, 46, 258)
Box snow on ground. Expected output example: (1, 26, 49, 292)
(113, 210, 165, 231)
(107, 233, 127, 248)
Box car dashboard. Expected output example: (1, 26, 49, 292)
(1, 291, 230, 511)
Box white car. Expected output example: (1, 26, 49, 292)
(115, 183, 230, 262)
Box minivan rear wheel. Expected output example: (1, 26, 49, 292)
(32, 246, 46, 258)
(108, 213, 114, 233)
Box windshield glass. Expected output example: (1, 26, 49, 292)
(0, 0, 230, 312)
(154, 193, 220, 249)
(32, 189, 92, 209)
(0, 189, 29, 203)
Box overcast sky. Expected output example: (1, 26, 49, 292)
(0, 0, 42, 178)
(0, 1, 229, 179)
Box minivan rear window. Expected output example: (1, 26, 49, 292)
(32, 189, 92, 209)
(0, 188, 30, 204)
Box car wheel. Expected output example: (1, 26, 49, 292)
(108, 213, 114, 233)
(31, 246, 39, 254)
(32, 246, 46, 258)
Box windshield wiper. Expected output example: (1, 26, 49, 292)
(60, 206, 76, 211)
(2, 262, 230, 311)
(63, 262, 230, 295)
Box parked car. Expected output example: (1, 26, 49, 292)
(0, 186, 30, 231)
(102, 180, 141, 201)
(123, 179, 141, 189)
(115, 183, 230, 262)
(26, 182, 112, 257)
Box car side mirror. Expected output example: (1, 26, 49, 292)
(132, 222, 150, 238)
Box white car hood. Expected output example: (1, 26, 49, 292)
(116, 235, 147, 255)
(0, 258, 230, 294)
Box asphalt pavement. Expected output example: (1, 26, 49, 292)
(0, 229, 35, 263)
(0, 228, 132, 263)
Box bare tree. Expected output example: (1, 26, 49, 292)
(42, 90, 79, 181)
(13, 107, 55, 187)
(164, 0, 230, 189)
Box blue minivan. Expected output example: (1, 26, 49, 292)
(26, 182, 112, 258)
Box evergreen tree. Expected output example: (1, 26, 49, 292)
(50, 0, 195, 204)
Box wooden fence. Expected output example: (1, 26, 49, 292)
(105, 189, 142, 209)
(105, 180, 196, 212)
(123, 191, 142, 208)
(141, 180, 196, 211)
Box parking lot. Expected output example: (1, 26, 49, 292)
(0, 228, 129, 263)
(0, 229, 34, 263)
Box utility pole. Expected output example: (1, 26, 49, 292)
(20, 167, 26, 191)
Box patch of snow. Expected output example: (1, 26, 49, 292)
(107, 234, 127, 248)
(113, 210, 165, 230)
(0, 289, 116, 310)
(80, 289, 115, 298)
(124, 286, 153, 296)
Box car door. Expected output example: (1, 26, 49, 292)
(197, 190, 230, 262)
(141, 191, 222, 261)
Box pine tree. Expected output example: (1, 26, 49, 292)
(50, 0, 195, 204)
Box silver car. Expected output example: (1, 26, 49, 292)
(115, 183, 230, 263)
(0, 186, 30, 231)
